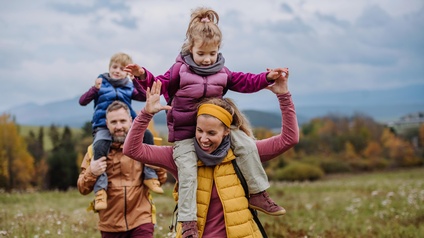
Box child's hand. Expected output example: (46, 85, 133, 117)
(94, 77, 102, 89)
(266, 67, 289, 94)
(266, 67, 289, 81)
(125, 64, 145, 77)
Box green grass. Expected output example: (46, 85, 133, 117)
(1, 168, 424, 237)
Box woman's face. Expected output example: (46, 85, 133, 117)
(196, 115, 230, 154)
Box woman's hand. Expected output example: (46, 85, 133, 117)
(145, 81, 172, 114)
(267, 67, 289, 95)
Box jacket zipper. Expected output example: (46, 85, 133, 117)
(124, 187, 129, 230)
(202, 76, 207, 98)
(115, 88, 119, 100)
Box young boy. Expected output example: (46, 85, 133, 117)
(79, 52, 164, 210)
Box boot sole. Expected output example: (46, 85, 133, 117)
(248, 205, 286, 216)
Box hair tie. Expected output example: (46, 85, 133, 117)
(201, 17, 210, 23)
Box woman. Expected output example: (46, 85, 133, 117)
(123, 70, 299, 238)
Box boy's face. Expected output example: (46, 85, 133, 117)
(190, 41, 219, 67)
(109, 62, 128, 80)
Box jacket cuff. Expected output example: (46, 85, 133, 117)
(84, 166, 98, 182)
(277, 92, 292, 106)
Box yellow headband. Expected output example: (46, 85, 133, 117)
(197, 104, 232, 128)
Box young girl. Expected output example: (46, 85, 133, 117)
(79, 52, 164, 211)
(125, 7, 287, 236)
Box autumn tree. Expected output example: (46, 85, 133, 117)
(380, 128, 421, 167)
(420, 124, 424, 147)
(0, 114, 34, 191)
(363, 141, 383, 159)
(25, 127, 48, 188)
(419, 124, 424, 158)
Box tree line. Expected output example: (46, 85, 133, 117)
(1, 112, 423, 191)
(0, 114, 91, 191)
(258, 113, 424, 181)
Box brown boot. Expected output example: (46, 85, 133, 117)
(182, 221, 198, 238)
(94, 189, 107, 211)
(144, 178, 164, 194)
(249, 191, 286, 216)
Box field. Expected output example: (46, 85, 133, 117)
(1, 168, 423, 238)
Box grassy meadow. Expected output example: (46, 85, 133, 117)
(1, 168, 423, 238)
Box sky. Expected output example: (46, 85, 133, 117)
(1, 0, 423, 113)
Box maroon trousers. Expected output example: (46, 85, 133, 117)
(101, 223, 154, 238)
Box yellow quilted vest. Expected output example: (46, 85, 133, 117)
(175, 149, 262, 238)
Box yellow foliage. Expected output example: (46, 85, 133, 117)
(344, 141, 357, 160)
(0, 113, 35, 189)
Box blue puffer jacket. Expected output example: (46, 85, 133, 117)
(92, 74, 137, 129)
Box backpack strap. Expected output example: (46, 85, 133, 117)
(169, 203, 178, 232)
(231, 160, 268, 238)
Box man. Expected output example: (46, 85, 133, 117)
(77, 100, 167, 237)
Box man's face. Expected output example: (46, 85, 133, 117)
(106, 108, 132, 143)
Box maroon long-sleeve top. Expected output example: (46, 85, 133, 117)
(123, 92, 299, 238)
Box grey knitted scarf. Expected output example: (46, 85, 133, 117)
(193, 135, 231, 166)
(182, 53, 225, 76)
(101, 73, 129, 87)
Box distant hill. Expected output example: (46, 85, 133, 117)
(1, 97, 286, 129)
(2, 96, 422, 130)
(2, 84, 423, 130)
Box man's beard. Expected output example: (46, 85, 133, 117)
(112, 131, 127, 143)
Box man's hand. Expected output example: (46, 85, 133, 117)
(90, 156, 107, 176)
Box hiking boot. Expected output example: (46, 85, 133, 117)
(144, 178, 164, 194)
(182, 221, 198, 238)
(94, 189, 107, 211)
(249, 191, 286, 216)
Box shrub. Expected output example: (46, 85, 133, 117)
(274, 162, 325, 181)
(320, 160, 352, 174)
(348, 159, 374, 172)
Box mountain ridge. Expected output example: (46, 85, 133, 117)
(2, 85, 423, 129)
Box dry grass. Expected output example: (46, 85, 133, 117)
(1, 168, 423, 237)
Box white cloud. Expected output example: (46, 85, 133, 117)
(0, 0, 423, 112)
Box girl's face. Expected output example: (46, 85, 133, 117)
(196, 115, 230, 154)
(190, 41, 219, 67)
(109, 62, 128, 80)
